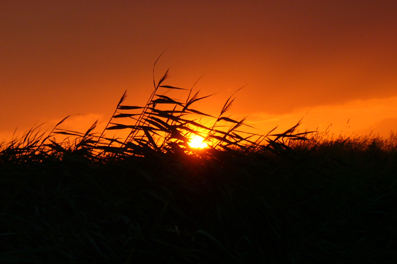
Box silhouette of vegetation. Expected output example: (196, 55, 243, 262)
(1, 63, 397, 263)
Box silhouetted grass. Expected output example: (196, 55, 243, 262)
(1, 67, 397, 263)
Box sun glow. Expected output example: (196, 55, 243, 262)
(188, 134, 208, 149)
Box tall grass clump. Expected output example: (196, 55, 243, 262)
(1, 63, 397, 263)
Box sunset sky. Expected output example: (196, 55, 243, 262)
(1, 0, 397, 142)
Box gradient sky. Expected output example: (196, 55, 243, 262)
(1, 0, 397, 142)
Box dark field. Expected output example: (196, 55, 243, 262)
(1, 72, 397, 263)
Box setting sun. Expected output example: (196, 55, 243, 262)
(188, 134, 208, 149)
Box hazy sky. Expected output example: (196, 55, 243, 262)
(1, 0, 397, 141)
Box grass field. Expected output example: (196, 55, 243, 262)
(1, 70, 396, 263)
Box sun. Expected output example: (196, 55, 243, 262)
(188, 134, 208, 149)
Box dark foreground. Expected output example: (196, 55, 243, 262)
(1, 136, 397, 263)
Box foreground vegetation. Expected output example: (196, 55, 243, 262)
(1, 69, 397, 263)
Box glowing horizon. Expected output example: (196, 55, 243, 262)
(1, 1, 397, 141)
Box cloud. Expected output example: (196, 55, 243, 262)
(358, 118, 397, 138)
(243, 96, 397, 138)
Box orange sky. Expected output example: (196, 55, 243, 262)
(1, 1, 397, 142)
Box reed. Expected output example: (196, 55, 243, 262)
(1, 67, 397, 263)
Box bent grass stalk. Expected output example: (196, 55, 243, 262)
(0, 69, 312, 163)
